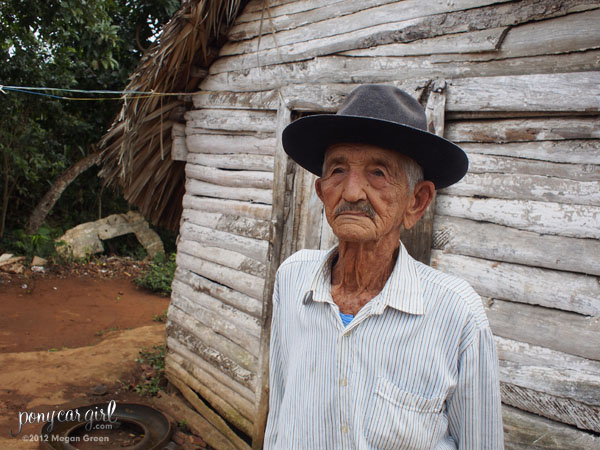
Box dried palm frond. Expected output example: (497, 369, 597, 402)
(98, 0, 245, 230)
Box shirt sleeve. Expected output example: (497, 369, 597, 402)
(263, 271, 283, 449)
(447, 325, 504, 449)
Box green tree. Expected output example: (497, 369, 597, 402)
(0, 0, 178, 241)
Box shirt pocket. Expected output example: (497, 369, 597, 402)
(362, 377, 446, 450)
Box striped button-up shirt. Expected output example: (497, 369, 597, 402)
(264, 242, 503, 449)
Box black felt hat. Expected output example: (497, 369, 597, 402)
(281, 84, 468, 189)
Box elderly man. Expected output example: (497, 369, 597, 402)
(264, 85, 503, 449)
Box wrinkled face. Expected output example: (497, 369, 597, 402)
(315, 143, 416, 243)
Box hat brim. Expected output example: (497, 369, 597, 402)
(282, 114, 468, 189)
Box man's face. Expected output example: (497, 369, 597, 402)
(315, 143, 416, 244)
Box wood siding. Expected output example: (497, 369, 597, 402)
(167, 0, 600, 446)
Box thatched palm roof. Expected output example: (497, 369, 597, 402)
(99, 0, 246, 230)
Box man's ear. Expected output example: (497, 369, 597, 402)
(315, 177, 324, 202)
(402, 180, 435, 230)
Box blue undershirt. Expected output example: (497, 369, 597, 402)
(339, 311, 354, 327)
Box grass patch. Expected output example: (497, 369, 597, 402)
(134, 344, 166, 396)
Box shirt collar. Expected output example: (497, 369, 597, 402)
(304, 241, 424, 316)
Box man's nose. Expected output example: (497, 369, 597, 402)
(341, 169, 368, 202)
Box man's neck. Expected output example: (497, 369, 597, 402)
(331, 232, 400, 315)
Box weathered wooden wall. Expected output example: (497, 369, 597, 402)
(166, 0, 600, 447)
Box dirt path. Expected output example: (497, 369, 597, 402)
(0, 262, 171, 448)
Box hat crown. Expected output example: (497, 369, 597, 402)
(337, 84, 427, 131)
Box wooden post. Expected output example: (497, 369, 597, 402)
(252, 94, 293, 449)
(399, 79, 447, 264)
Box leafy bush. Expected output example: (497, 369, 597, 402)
(2, 225, 64, 261)
(134, 252, 176, 296)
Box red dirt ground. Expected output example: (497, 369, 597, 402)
(0, 258, 171, 449)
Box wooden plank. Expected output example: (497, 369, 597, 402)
(445, 118, 600, 143)
(467, 153, 600, 181)
(186, 178, 272, 204)
(182, 194, 272, 221)
(177, 252, 265, 301)
(184, 109, 277, 133)
(167, 307, 257, 378)
(497, 347, 600, 433)
(187, 152, 274, 172)
(193, 80, 427, 111)
(201, 49, 600, 92)
(166, 359, 254, 437)
(442, 172, 600, 206)
(433, 216, 600, 276)
(497, 337, 600, 382)
(173, 276, 261, 340)
(222, 0, 512, 56)
(340, 27, 508, 57)
(186, 134, 276, 155)
(174, 267, 263, 319)
(446, 72, 600, 112)
(167, 339, 256, 406)
(180, 220, 269, 263)
(495, 9, 600, 60)
(149, 384, 245, 450)
(400, 79, 446, 264)
(435, 195, 600, 239)
(193, 90, 280, 110)
(178, 238, 266, 279)
(186, 164, 273, 189)
(501, 382, 600, 433)
(253, 96, 293, 449)
(181, 209, 270, 242)
(430, 250, 600, 316)
(502, 405, 600, 450)
(487, 299, 600, 360)
(167, 369, 252, 450)
(232, 0, 424, 39)
(238, 0, 348, 23)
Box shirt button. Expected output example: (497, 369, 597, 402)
(340, 378, 348, 387)
(341, 425, 348, 434)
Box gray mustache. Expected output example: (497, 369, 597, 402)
(334, 201, 376, 219)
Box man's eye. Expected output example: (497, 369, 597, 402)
(372, 169, 385, 177)
(332, 167, 344, 174)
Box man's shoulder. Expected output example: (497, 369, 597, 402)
(414, 260, 488, 327)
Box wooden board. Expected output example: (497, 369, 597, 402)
(487, 300, 600, 360)
(186, 178, 273, 205)
(173, 275, 261, 340)
(433, 216, 600, 276)
(181, 209, 270, 242)
(187, 152, 275, 172)
(186, 133, 276, 156)
(445, 118, 600, 143)
(185, 109, 277, 133)
(467, 153, 600, 181)
(431, 250, 600, 316)
(340, 27, 508, 57)
(180, 221, 269, 263)
(177, 252, 265, 301)
(182, 194, 272, 221)
(166, 355, 254, 437)
(175, 267, 263, 319)
(178, 238, 266, 279)
(201, 50, 600, 92)
(436, 195, 600, 240)
(446, 72, 600, 113)
(496, 337, 600, 432)
(186, 164, 273, 189)
(167, 307, 257, 379)
(502, 405, 600, 449)
(442, 172, 600, 206)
